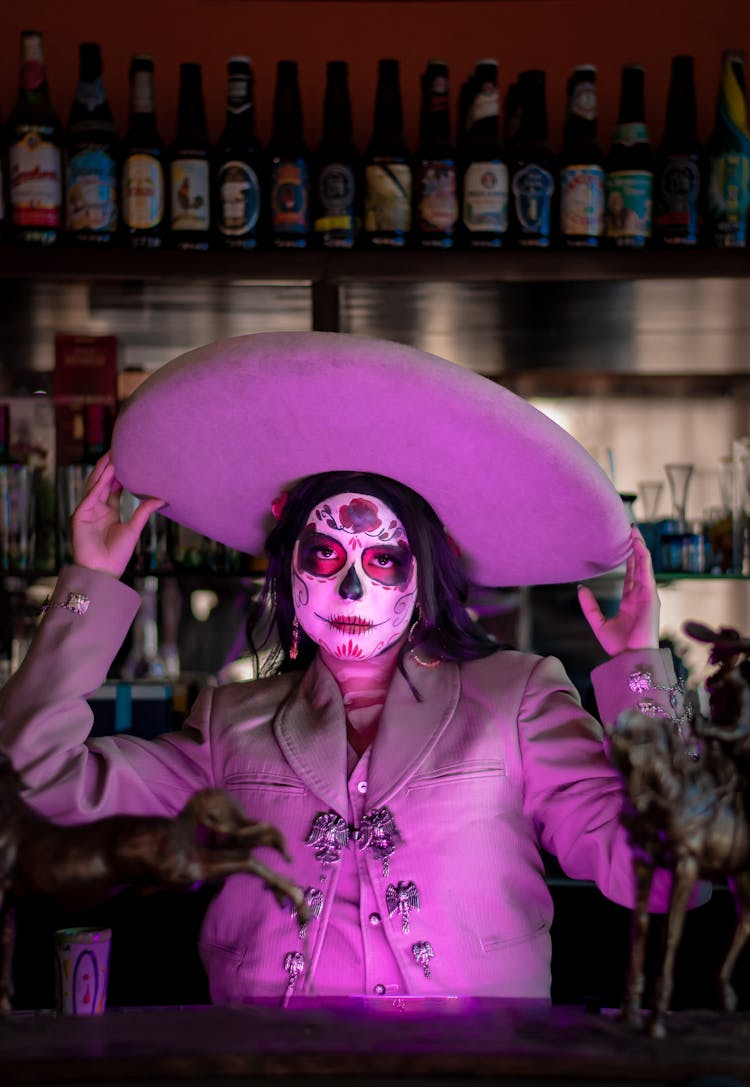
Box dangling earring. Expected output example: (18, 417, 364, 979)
(290, 616, 300, 660)
(408, 604, 439, 669)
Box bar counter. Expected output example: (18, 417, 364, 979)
(2, 999, 750, 1086)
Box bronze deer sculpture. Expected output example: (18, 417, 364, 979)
(0, 750, 306, 1014)
(609, 622, 750, 1038)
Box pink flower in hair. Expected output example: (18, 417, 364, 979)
(271, 491, 289, 521)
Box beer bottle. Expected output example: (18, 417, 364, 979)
(605, 64, 653, 248)
(169, 62, 212, 250)
(458, 59, 508, 249)
(8, 30, 63, 246)
(214, 56, 263, 250)
(508, 69, 555, 248)
(558, 64, 605, 248)
(414, 60, 458, 249)
(363, 58, 412, 249)
(121, 55, 166, 249)
(653, 55, 703, 247)
(707, 50, 750, 249)
(312, 60, 360, 249)
(268, 60, 310, 249)
(65, 42, 118, 246)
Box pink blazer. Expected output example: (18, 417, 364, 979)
(0, 565, 699, 1003)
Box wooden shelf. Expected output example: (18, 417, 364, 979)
(1, 244, 749, 286)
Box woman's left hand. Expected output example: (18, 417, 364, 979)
(578, 525, 660, 655)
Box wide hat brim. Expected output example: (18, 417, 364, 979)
(112, 331, 631, 587)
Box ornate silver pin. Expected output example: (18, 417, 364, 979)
(305, 812, 350, 872)
(282, 950, 305, 1006)
(412, 941, 435, 979)
(293, 886, 324, 939)
(386, 880, 420, 933)
(358, 807, 403, 878)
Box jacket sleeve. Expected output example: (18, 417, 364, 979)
(516, 648, 709, 911)
(0, 564, 216, 822)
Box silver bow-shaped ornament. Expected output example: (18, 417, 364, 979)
(306, 812, 350, 868)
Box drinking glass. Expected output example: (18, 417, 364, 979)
(636, 480, 663, 522)
(664, 463, 694, 530)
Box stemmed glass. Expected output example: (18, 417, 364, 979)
(664, 463, 694, 530)
(636, 480, 664, 522)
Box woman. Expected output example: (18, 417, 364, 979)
(0, 332, 697, 1004)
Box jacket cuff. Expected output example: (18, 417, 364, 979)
(591, 648, 689, 730)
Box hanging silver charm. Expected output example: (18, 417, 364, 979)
(293, 886, 324, 939)
(282, 951, 305, 1006)
(412, 941, 435, 979)
(386, 881, 420, 933)
(359, 806, 403, 878)
(305, 812, 350, 870)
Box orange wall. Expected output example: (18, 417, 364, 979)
(1, 1, 748, 153)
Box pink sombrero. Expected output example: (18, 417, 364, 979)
(111, 331, 631, 587)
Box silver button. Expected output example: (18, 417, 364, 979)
(373, 984, 386, 995)
(368, 912, 381, 926)
(357, 780, 368, 794)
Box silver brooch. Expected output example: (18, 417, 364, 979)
(412, 940, 435, 979)
(293, 886, 324, 939)
(386, 881, 420, 933)
(305, 812, 349, 868)
(41, 591, 90, 617)
(282, 950, 305, 1006)
(358, 807, 402, 878)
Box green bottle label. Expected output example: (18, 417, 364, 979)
(606, 170, 652, 239)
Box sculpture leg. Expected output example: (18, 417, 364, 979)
(718, 871, 750, 1013)
(649, 855, 698, 1039)
(621, 860, 654, 1029)
(0, 899, 15, 1016)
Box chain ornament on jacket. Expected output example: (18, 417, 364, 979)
(628, 669, 695, 748)
(412, 940, 435, 979)
(293, 886, 324, 940)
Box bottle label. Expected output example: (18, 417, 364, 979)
(612, 122, 649, 147)
(170, 158, 210, 232)
(66, 148, 118, 232)
(655, 154, 701, 239)
(131, 71, 154, 114)
(511, 163, 554, 237)
(123, 153, 164, 229)
(462, 160, 508, 232)
(465, 85, 499, 130)
(560, 164, 605, 236)
(708, 151, 750, 245)
(315, 162, 355, 231)
(9, 131, 62, 227)
(365, 163, 412, 234)
(270, 160, 309, 234)
(606, 170, 653, 238)
(218, 160, 260, 235)
(227, 74, 251, 112)
(570, 81, 597, 122)
(20, 60, 44, 92)
(417, 159, 458, 232)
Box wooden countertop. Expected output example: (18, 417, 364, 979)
(2, 1000, 750, 1085)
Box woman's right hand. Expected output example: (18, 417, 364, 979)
(71, 452, 165, 579)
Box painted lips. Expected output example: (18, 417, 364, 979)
(324, 614, 380, 635)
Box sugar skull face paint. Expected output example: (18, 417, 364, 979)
(292, 492, 418, 660)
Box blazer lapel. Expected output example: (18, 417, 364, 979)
(273, 656, 349, 816)
(366, 655, 461, 809)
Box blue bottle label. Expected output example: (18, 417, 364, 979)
(511, 163, 554, 240)
(218, 160, 260, 235)
(708, 151, 750, 246)
(606, 170, 653, 239)
(560, 165, 605, 237)
(66, 147, 118, 232)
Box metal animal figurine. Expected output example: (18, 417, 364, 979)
(0, 751, 307, 1014)
(609, 622, 750, 1038)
